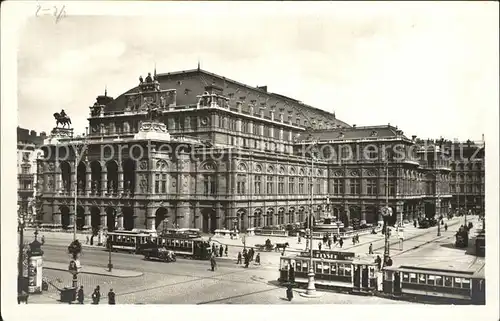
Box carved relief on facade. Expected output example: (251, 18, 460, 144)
(237, 162, 247, 172)
(289, 167, 296, 176)
(254, 164, 262, 173)
(366, 169, 376, 176)
(267, 166, 274, 174)
(47, 176, 54, 190)
(334, 170, 343, 177)
(48, 162, 55, 172)
(156, 160, 168, 171)
(350, 170, 359, 177)
(278, 166, 285, 175)
(139, 160, 148, 170)
(201, 162, 215, 171)
(299, 168, 305, 176)
(138, 174, 148, 193)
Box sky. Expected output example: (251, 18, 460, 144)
(16, 2, 499, 141)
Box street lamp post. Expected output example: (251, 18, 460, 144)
(18, 208, 25, 296)
(301, 141, 320, 298)
(382, 158, 391, 268)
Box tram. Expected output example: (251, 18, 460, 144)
(475, 231, 485, 257)
(300, 250, 356, 261)
(278, 255, 378, 294)
(107, 228, 211, 259)
(106, 230, 156, 254)
(382, 265, 486, 305)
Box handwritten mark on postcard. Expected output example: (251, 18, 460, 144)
(36, 4, 66, 23)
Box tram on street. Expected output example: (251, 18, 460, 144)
(106, 230, 156, 254)
(475, 230, 485, 257)
(300, 250, 356, 261)
(382, 265, 486, 305)
(106, 228, 211, 259)
(278, 255, 379, 294)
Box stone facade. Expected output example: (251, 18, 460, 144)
(36, 68, 485, 233)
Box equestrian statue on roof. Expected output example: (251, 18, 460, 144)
(53, 109, 72, 128)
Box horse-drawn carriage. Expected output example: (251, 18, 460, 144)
(254, 239, 289, 252)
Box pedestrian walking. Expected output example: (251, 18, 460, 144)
(327, 238, 332, 249)
(91, 285, 101, 305)
(413, 220, 417, 228)
(286, 283, 293, 301)
(212, 243, 216, 255)
(333, 234, 338, 245)
(318, 242, 322, 251)
(86, 235, 89, 244)
(369, 243, 373, 254)
(237, 252, 242, 264)
(339, 238, 343, 248)
(352, 236, 356, 245)
(244, 253, 249, 268)
(107, 289, 115, 305)
(225, 245, 228, 257)
(219, 245, 223, 258)
(289, 264, 295, 283)
(90, 235, 94, 246)
(210, 253, 217, 271)
(355, 234, 359, 244)
(444, 223, 448, 232)
(298, 235, 301, 244)
(386, 257, 393, 267)
(249, 248, 254, 261)
(375, 255, 382, 271)
(255, 253, 261, 265)
(77, 286, 84, 304)
(41, 235, 45, 245)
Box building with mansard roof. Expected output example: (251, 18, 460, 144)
(35, 68, 484, 233)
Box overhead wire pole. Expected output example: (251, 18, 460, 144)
(382, 156, 390, 268)
(301, 140, 320, 298)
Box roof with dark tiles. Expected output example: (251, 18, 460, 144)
(103, 69, 351, 129)
(296, 125, 408, 141)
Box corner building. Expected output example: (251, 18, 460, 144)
(36, 68, 484, 233)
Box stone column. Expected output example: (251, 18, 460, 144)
(53, 210, 62, 226)
(101, 210, 108, 231)
(117, 207, 124, 230)
(344, 204, 350, 227)
(68, 205, 75, 229)
(360, 204, 366, 224)
(101, 169, 107, 196)
(215, 203, 224, 230)
(55, 166, 62, 194)
(176, 202, 190, 228)
(396, 201, 404, 225)
(118, 166, 124, 194)
(85, 169, 92, 195)
(83, 206, 91, 230)
(270, 108, 275, 121)
(146, 207, 155, 231)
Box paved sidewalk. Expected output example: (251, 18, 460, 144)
(44, 261, 143, 277)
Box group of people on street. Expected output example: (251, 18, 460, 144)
(76, 285, 115, 304)
(236, 248, 261, 268)
(211, 243, 228, 258)
(314, 233, 346, 250)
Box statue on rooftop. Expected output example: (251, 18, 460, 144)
(53, 109, 72, 128)
(139, 75, 144, 84)
(145, 72, 153, 83)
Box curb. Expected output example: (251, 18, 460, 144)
(44, 265, 143, 278)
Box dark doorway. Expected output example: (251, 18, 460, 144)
(123, 207, 134, 231)
(201, 209, 216, 233)
(106, 207, 116, 231)
(61, 206, 70, 229)
(155, 207, 168, 230)
(122, 159, 136, 194)
(76, 206, 85, 230)
(91, 206, 100, 230)
(106, 161, 119, 194)
(77, 162, 87, 192)
(60, 161, 72, 192)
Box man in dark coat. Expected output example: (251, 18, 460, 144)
(219, 245, 223, 258)
(237, 251, 242, 264)
(210, 253, 217, 271)
(91, 285, 100, 304)
(289, 264, 295, 283)
(375, 255, 382, 271)
(225, 245, 228, 257)
(107, 289, 116, 305)
(339, 238, 343, 248)
(77, 286, 84, 304)
(244, 253, 249, 268)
